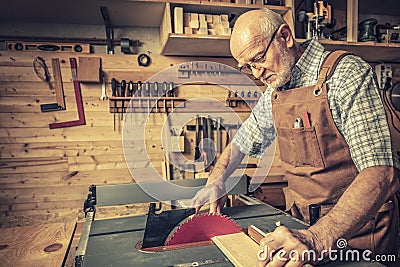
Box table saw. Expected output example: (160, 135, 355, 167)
(75, 177, 383, 267)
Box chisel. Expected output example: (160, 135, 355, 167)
(121, 79, 126, 120)
(111, 78, 118, 131)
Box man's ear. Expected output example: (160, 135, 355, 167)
(278, 24, 294, 49)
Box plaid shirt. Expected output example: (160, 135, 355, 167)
(232, 38, 399, 171)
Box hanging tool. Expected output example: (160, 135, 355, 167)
(194, 115, 201, 161)
(146, 81, 151, 113)
(128, 81, 134, 97)
(100, 73, 107, 100)
(100, 6, 114, 54)
(207, 116, 215, 167)
(297, 0, 334, 39)
(201, 117, 209, 166)
(40, 58, 66, 112)
(33, 56, 51, 89)
(162, 81, 168, 113)
(120, 80, 126, 120)
(216, 117, 221, 155)
(111, 78, 118, 131)
(169, 82, 175, 111)
(154, 81, 159, 113)
(49, 58, 86, 129)
(137, 81, 142, 109)
(138, 53, 151, 67)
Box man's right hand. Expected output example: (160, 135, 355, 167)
(190, 179, 227, 214)
(190, 143, 245, 214)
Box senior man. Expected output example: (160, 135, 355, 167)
(191, 8, 399, 266)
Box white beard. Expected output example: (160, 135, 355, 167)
(261, 42, 295, 89)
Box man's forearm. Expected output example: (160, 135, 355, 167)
(207, 143, 245, 183)
(309, 166, 399, 252)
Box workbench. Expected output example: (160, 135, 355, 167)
(81, 202, 382, 267)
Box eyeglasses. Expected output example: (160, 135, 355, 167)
(239, 28, 278, 75)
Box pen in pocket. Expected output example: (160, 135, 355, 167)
(303, 111, 311, 127)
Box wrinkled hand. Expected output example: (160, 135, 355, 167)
(190, 179, 227, 214)
(258, 226, 323, 267)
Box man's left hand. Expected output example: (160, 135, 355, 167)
(257, 226, 321, 267)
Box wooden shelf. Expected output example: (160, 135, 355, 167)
(297, 39, 400, 63)
(160, 1, 292, 57)
(161, 33, 231, 56)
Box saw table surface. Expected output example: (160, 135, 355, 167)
(84, 203, 382, 267)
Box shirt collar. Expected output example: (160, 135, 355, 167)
(293, 37, 326, 80)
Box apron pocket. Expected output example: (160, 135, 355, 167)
(292, 126, 325, 168)
(276, 127, 297, 166)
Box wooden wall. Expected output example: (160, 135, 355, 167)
(0, 51, 284, 227)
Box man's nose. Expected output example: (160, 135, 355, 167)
(251, 66, 264, 79)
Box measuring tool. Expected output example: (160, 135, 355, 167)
(40, 58, 66, 112)
(49, 58, 85, 129)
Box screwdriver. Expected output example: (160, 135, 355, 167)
(128, 81, 134, 122)
(154, 81, 159, 113)
(169, 81, 175, 112)
(121, 80, 126, 121)
(146, 81, 151, 113)
(128, 81, 134, 97)
(137, 81, 142, 109)
(162, 81, 168, 113)
(111, 78, 118, 131)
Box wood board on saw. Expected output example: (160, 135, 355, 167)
(211, 232, 260, 267)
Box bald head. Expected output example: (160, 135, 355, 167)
(230, 9, 286, 59)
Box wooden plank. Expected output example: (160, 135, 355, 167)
(212, 232, 260, 267)
(0, 111, 113, 128)
(0, 157, 68, 174)
(0, 220, 75, 266)
(0, 209, 80, 228)
(0, 168, 134, 188)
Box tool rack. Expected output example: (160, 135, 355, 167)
(109, 96, 187, 114)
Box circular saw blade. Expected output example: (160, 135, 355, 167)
(165, 214, 242, 246)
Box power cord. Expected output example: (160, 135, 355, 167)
(383, 78, 400, 134)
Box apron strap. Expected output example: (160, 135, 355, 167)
(315, 50, 353, 92)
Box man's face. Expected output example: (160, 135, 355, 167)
(232, 29, 295, 89)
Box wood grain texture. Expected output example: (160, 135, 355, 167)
(0, 50, 281, 228)
(212, 232, 260, 267)
(0, 220, 75, 266)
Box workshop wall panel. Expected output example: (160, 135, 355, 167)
(0, 51, 284, 228)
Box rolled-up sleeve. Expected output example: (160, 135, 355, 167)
(232, 89, 276, 159)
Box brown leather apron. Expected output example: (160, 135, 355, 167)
(271, 50, 399, 257)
